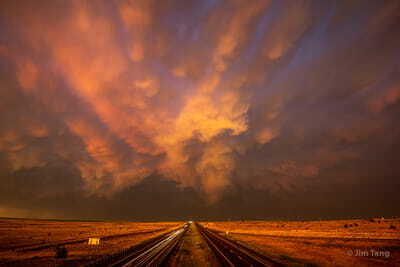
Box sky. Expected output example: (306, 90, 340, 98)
(0, 0, 399, 221)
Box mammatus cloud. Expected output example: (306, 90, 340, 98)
(0, 0, 400, 217)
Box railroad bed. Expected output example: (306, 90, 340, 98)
(197, 223, 283, 267)
(84, 224, 188, 267)
(85, 222, 284, 267)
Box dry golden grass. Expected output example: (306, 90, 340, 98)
(201, 218, 400, 267)
(0, 218, 182, 266)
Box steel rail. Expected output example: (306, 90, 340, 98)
(84, 224, 188, 267)
(197, 223, 283, 267)
(120, 227, 185, 267)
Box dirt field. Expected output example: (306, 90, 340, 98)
(0, 218, 182, 266)
(201, 218, 400, 266)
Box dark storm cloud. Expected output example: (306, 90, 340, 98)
(0, 0, 399, 219)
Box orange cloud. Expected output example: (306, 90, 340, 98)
(118, 0, 154, 62)
(262, 1, 311, 60)
(255, 127, 279, 145)
(16, 59, 39, 91)
(2, 0, 399, 205)
(367, 86, 400, 113)
(212, 0, 271, 71)
(196, 142, 235, 202)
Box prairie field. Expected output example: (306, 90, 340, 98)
(0, 218, 181, 266)
(202, 218, 400, 266)
(1, 217, 399, 266)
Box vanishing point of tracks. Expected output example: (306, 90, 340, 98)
(86, 222, 282, 266)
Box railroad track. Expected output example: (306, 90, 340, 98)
(197, 223, 283, 267)
(85, 224, 188, 267)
